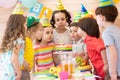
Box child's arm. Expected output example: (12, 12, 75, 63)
(32, 57, 36, 73)
(100, 49, 108, 73)
(107, 45, 118, 80)
(11, 44, 22, 80)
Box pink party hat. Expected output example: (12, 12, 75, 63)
(99, 0, 114, 7)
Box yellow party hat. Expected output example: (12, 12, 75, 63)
(56, 0, 65, 10)
(12, 2, 24, 15)
(99, 0, 114, 7)
(41, 10, 51, 27)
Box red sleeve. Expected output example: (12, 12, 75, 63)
(96, 39, 105, 53)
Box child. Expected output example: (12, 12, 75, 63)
(95, 4, 120, 80)
(33, 15, 54, 72)
(69, 22, 88, 63)
(0, 14, 26, 80)
(50, 10, 72, 66)
(21, 16, 43, 80)
(77, 17, 108, 80)
(50, 10, 72, 44)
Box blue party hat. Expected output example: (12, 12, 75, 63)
(81, 4, 91, 18)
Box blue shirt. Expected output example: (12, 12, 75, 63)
(102, 25, 120, 76)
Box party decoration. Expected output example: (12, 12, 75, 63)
(30, 2, 43, 16)
(27, 16, 40, 28)
(56, 0, 65, 10)
(49, 66, 62, 77)
(0, 0, 17, 8)
(40, 11, 51, 27)
(75, 57, 92, 71)
(21, 0, 37, 8)
(99, 0, 114, 7)
(12, 2, 24, 15)
(30, 2, 52, 20)
(73, 12, 81, 22)
(81, 4, 93, 18)
(38, 6, 52, 20)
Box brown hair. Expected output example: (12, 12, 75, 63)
(78, 17, 100, 38)
(70, 22, 78, 27)
(50, 10, 72, 28)
(27, 23, 43, 44)
(0, 14, 26, 52)
(95, 5, 118, 22)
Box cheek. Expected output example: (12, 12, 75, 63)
(96, 16, 101, 25)
(35, 31, 43, 39)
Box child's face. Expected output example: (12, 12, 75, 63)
(42, 27, 53, 42)
(96, 14, 104, 26)
(24, 21, 27, 35)
(77, 27, 85, 37)
(34, 24, 43, 40)
(70, 26, 81, 41)
(54, 12, 67, 29)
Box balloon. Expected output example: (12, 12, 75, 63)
(0, 0, 17, 8)
(21, 0, 37, 8)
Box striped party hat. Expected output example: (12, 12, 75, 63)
(12, 2, 24, 15)
(41, 10, 51, 27)
(99, 0, 114, 7)
(73, 12, 81, 22)
(81, 4, 91, 18)
(56, 0, 65, 10)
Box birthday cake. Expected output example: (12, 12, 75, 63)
(55, 44, 72, 51)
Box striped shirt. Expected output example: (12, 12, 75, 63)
(34, 43, 54, 71)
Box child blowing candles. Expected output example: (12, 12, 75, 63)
(33, 12, 55, 72)
(77, 17, 108, 80)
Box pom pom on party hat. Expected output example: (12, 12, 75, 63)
(56, 0, 65, 10)
(99, 0, 114, 7)
(40, 10, 51, 27)
(12, 2, 24, 15)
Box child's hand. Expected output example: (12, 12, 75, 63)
(103, 64, 109, 73)
(15, 73, 21, 80)
(23, 60, 30, 71)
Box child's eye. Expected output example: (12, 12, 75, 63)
(56, 19, 60, 22)
(61, 18, 65, 21)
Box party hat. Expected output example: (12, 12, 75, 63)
(73, 12, 81, 22)
(56, 0, 65, 10)
(99, 0, 114, 7)
(40, 10, 51, 27)
(12, 2, 24, 15)
(81, 4, 92, 18)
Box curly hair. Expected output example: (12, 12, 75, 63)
(50, 10, 72, 28)
(0, 14, 26, 52)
